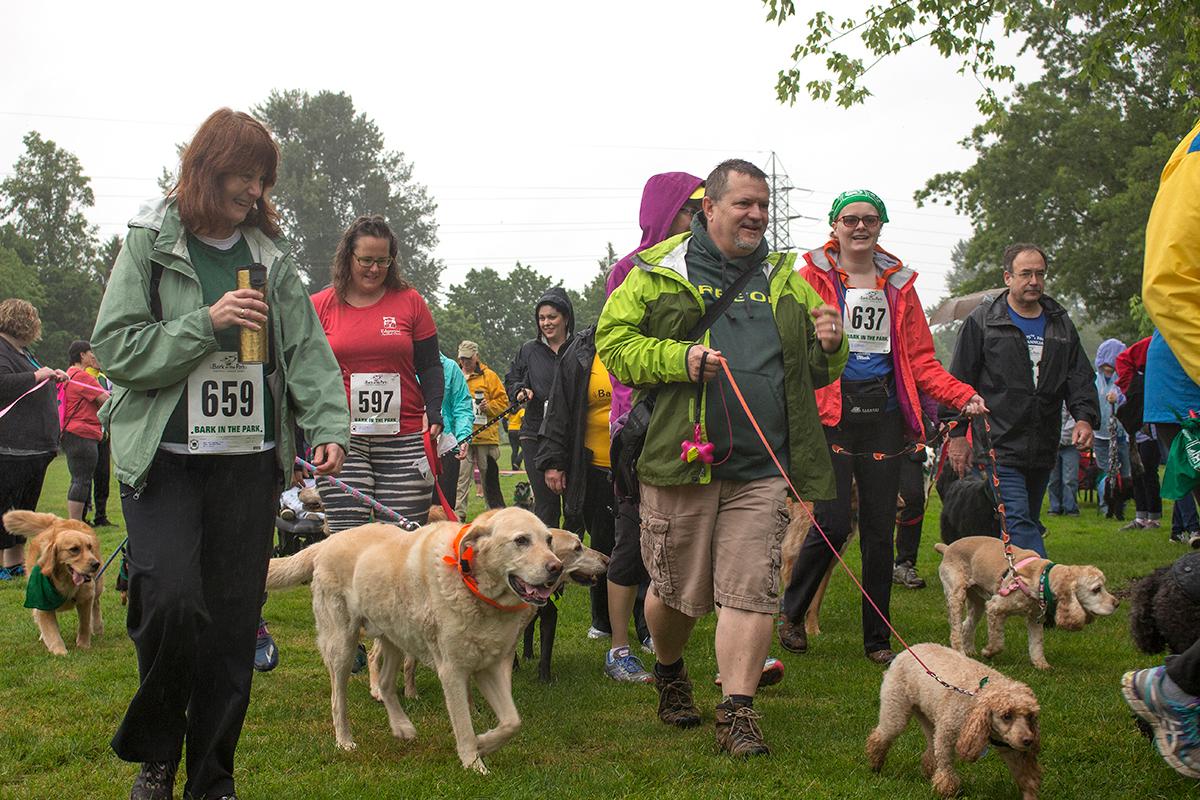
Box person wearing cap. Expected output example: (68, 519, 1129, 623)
(778, 190, 986, 665)
(506, 287, 575, 527)
(942, 242, 1097, 558)
(62, 340, 111, 521)
(598, 159, 846, 757)
(456, 340, 509, 519)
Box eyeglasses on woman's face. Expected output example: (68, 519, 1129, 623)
(836, 215, 882, 230)
(354, 255, 393, 268)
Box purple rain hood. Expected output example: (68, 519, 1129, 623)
(605, 172, 704, 429)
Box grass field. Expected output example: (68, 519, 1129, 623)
(1, 449, 1195, 799)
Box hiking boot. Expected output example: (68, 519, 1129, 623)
(715, 703, 770, 757)
(866, 648, 896, 666)
(778, 619, 807, 654)
(253, 619, 279, 673)
(1121, 667, 1200, 779)
(604, 646, 654, 684)
(654, 668, 701, 728)
(130, 760, 177, 800)
(892, 561, 927, 589)
(714, 657, 786, 689)
(587, 626, 611, 640)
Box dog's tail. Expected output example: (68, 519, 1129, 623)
(1129, 568, 1167, 654)
(934, 543, 948, 555)
(266, 545, 320, 590)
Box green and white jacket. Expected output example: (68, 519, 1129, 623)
(91, 198, 348, 489)
(596, 232, 847, 499)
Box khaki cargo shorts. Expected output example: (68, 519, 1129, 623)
(639, 477, 789, 616)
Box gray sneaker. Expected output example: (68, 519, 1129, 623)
(1121, 667, 1200, 778)
(604, 646, 654, 683)
(892, 561, 926, 589)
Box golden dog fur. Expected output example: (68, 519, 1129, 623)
(935, 536, 1119, 669)
(266, 507, 604, 772)
(4, 511, 104, 656)
(867, 643, 1041, 799)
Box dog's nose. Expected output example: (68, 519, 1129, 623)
(89, 560, 101, 571)
(1022, 737, 1035, 748)
(546, 560, 562, 576)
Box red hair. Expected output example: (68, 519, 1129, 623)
(172, 108, 281, 239)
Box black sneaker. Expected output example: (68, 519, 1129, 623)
(130, 760, 177, 800)
(93, 516, 114, 527)
(254, 619, 279, 672)
(892, 561, 926, 589)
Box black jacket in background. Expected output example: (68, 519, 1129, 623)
(0, 337, 58, 453)
(505, 286, 575, 448)
(943, 291, 1099, 469)
(536, 325, 598, 517)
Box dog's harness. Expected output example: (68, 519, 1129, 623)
(442, 524, 528, 613)
(997, 557, 1056, 625)
(23, 565, 67, 611)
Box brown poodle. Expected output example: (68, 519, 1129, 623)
(935, 536, 1118, 669)
(5, 511, 104, 656)
(867, 643, 1041, 799)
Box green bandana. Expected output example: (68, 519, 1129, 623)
(23, 564, 66, 611)
(828, 189, 889, 225)
(1040, 562, 1058, 629)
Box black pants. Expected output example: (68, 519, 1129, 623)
(782, 413, 904, 653)
(432, 452, 460, 514)
(0, 452, 55, 549)
(895, 453, 926, 566)
(508, 430, 523, 470)
(604, 496, 650, 642)
(112, 449, 278, 800)
(61, 431, 99, 503)
(1168, 638, 1200, 697)
(1131, 437, 1163, 516)
(576, 466, 617, 632)
(523, 439, 566, 528)
(92, 436, 111, 519)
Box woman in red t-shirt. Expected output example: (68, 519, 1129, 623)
(62, 340, 110, 521)
(311, 215, 444, 530)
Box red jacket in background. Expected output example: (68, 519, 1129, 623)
(1115, 336, 1151, 395)
(800, 242, 976, 440)
(63, 366, 105, 440)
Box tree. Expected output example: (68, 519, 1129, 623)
(764, 0, 1199, 118)
(428, 303, 485, 361)
(95, 234, 123, 284)
(253, 90, 443, 295)
(572, 243, 616, 331)
(0, 246, 44, 308)
(916, 40, 1191, 338)
(0, 131, 97, 269)
(444, 263, 563, 375)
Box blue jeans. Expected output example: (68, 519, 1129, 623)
(994, 464, 1051, 557)
(1048, 445, 1080, 514)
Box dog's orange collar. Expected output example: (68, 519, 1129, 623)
(442, 524, 528, 612)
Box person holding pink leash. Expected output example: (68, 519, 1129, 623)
(778, 189, 986, 665)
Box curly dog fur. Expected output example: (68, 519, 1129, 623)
(1130, 553, 1200, 656)
(866, 643, 1041, 799)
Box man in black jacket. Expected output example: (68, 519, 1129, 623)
(944, 243, 1098, 557)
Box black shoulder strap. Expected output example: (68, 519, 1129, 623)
(149, 262, 164, 322)
(684, 259, 763, 341)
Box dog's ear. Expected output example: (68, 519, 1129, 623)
(956, 692, 993, 761)
(36, 528, 60, 575)
(2, 510, 59, 538)
(1052, 568, 1087, 631)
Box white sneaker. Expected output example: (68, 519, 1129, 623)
(641, 635, 655, 654)
(587, 626, 611, 640)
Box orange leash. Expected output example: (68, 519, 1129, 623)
(716, 358, 978, 697)
(442, 524, 527, 612)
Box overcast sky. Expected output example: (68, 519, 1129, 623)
(1, 1, 1038, 308)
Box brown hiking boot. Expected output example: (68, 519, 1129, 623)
(715, 703, 770, 757)
(655, 668, 701, 728)
(778, 619, 807, 653)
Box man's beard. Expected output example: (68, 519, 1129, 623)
(733, 229, 763, 252)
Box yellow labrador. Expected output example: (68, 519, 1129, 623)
(267, 507, 572, 772)
(4, 511, 104, 656)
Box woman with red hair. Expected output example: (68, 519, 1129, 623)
(93, 108, 348, 800)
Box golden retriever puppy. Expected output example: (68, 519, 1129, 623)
(4, 511, 104, 656)
(935, 536, 1119, 669)
(267, 507, 564, 773)
(867, 643, 1040, 799)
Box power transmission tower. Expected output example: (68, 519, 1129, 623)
(765, 152, 816, 252)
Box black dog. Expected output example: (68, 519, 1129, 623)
(936, 464, 1000, 545)
(1130, 552, 1200, 656)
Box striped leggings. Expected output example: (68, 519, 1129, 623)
(318, 433, 433, 532)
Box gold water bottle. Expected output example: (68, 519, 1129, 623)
(237, 263, 268, 364)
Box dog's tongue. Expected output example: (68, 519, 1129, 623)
(71, 570, 85, 586)
(515, 577, 553, 602)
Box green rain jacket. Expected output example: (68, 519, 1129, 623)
(91, 198, 349, 489)
(596, 232, 848, 499)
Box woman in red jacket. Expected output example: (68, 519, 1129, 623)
(62, 340, 110, 521)
(779, 190, 985, 664)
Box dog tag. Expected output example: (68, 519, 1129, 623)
(843, 289, 891, 354)
(186, 353, 265, 454)
(350, 372, 401, 435)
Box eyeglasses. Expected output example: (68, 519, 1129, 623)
(1012, 269, 1047, 281)
(836, 215, 882, 230)
(354, 255, 393, 268)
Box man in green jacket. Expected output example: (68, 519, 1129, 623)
(597, 159, 846, 756)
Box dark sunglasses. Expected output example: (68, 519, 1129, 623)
(837, 215, 882, 230)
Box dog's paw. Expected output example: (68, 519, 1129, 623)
(75, 639, 91, 650)
(336, 739, 357, 751)
(392, 721, 416, 740)
(980, 646, 1000, 659)
(463, 756, 489, 774)
(48, 645, 68, 656)
(1032, 660, 1052, 671)
(404, 687, 420, 700)
(369, 686, 383, 703)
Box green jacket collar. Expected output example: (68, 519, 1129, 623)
(130, 197, 287, 277)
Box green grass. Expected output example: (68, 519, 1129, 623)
(1, 451, 1195, 799)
